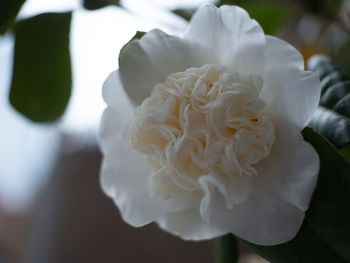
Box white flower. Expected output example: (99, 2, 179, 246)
(99, 4, 321, 245)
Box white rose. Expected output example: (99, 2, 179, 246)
(99, 4, 321, 245)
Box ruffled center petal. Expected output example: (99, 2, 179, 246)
(128, 64, 275, 219)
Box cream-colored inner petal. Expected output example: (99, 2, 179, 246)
(129, 64, 275, 217)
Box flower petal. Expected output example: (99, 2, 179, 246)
(100, 71, 165, 226)
(101, 70, 134, 112)
(183, 4, 265, 75)
(100, 107, 165, 226)
(254, 120, 319, 212)
(212, 191, 304, 245)
(210, 120, 319, 245)
(199, 173, 253, 222)
(156, 208, 226, 240)
(119, 29, 219, 106)
(261, 36, 321, 130)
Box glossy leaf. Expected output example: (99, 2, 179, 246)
(10, 12, 72, 122)
(308, 55, 350, 148)
(0, 0, 26, 34)
(83, 0, 120, 10)
(242, 127, 350, 263)
(309, 107, 350, 148)
(213, 234, 238, 263)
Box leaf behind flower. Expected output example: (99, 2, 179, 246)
(10, 12, 72, 122)
(0, 0, 26, 34)
(241, 127, 350, 263)
(83, 0, 120, 10)
(308, 55, 350, 149)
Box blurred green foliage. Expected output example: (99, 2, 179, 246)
(10, 12, 72, 122)
(214, 234, 238, 263)
(83, 0, 120, 10)
(238, 3, 290, 35)
(0, 0, 26, 34)
(172, 8, 196, 22)
(173, 0, 291, 35)
(217, 1, 291, 35)
(336, 40, 350, 73)
(293, 0, 341, 16)
(340, 146, 350, 162)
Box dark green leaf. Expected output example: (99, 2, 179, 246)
(0, 0, 26, 34)
(303, 127, 350, 260)
(309, 107, 350, 148)
(339, 146, 350, 163)
(241, 222, 346, 263)
(308, 55, 350, 148)
(242, 127, 350, 263)
(119, 31, 146, 60)
(172, 8, 196, 21)
(10, 12, 72, 123)
(213, 234, 238, 263)
(216, 0, 238, 6)
(83, 0, 119, 10)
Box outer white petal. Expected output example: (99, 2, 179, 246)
(101, 70, 134, 112)
(119, 29, 219, 106)
(183, 4, 265, 75)
(261, 36, 321, 130)
(254, 120, 319, 212)
(100, 71, 164, 226)
(209, 120, 319, 245)
(212, 192, 304, 245)
(156, 208, 227, 241)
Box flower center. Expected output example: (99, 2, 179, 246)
(129, 64, 275, 202)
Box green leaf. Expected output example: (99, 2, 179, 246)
(213, 234, 238, 263)
(339, 146, 350, 163)
(119, 31, 146, 60)
(83, 0, 120, 10)
(310, 106, 350, 149)
(241, 127, 350, 263)
(308, 55, 350, 148)
(10, 12, 72, 123)
(0, 0, 26, 34)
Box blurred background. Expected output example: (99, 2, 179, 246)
(0, 0, 349, 262)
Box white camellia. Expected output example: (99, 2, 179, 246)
(99, 4, 321, 245)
